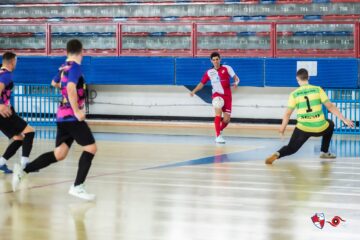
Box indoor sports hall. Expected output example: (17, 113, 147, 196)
(0, 1, 360, 240)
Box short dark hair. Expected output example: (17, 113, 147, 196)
(296, 68, 309, 81)
(2, 52, 16, 62)
(210, 52, 220, 59)
(66, 39, 83, 54)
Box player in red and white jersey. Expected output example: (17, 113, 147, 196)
(190, 52, 240, 143)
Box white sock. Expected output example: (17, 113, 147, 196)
(0, 157, 7, 166)
(21, 157, 30, 166)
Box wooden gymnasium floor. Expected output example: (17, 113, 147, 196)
(0, 121, 359, 240)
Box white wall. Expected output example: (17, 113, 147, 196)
(88, 85, 297, 120)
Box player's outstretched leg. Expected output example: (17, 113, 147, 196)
(12, 143, 69, 192)
(266, 129, 310, 164)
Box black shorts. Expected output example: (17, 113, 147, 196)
(56, 121, 95, 148)
(0, 107, 28, 139)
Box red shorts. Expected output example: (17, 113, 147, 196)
(213, 93, 232, 115)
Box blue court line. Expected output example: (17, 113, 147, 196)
(144, 147, 267, 170)
(144, 136, 360, 170)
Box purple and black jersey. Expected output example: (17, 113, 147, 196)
(54, 60, 86, 122)
(0, 67, 13, 106)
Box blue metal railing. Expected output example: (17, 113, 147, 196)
(330, 136, 360, 157)
(11, 83, 61, 126)
(325, 89, 360, 134)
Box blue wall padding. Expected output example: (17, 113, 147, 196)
(265, 58, 358, 88)
(12, 56, 67, 84)
(0, 56, 358, 88)
(85, 57, 175, 85)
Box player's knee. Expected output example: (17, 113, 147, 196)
(23, 125, 35, 134)
(13, 135, 24, 141)
(54, 147, 68, 161)
(223, 117, 231, 124)
(54, 151, 67, 161)
(54, 142, 71, 161)
(83, 144, 97, 155)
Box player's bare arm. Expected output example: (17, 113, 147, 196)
(233, 75, 240, 88)
(279, 108, 293, 135)
(67, 82, 85, 121)
(324, 101, 354, 128)
(51, 80, 61, 89)
(0, 82, 12, 118)
(190, 82, 204, 97)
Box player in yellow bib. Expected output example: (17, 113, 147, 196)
(266, 68, 354, 164)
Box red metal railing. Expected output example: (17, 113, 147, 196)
(0, 21, 359, 58)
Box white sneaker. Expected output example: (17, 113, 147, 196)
(320, 152, 337, 159)
(69, 184, 96, 201)
(215, 135, 226, 144)
(12, 163, 26, 192)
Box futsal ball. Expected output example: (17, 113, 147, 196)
(212, 96, 224, 109)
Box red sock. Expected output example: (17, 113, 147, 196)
(214, 116, 221, 137)
(220, 121, 228, 131)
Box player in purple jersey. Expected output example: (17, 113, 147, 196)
(0, 52, 35, 174)
(12, 40, 97, 201)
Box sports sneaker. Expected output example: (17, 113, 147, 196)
(69, 184, 96, 201)
(320, 152, 337, 159)
(265, 152, 280, 165)
(0, 164, 13, 174)
(215, 135, 226, 144)
(12, 164, 25, 191)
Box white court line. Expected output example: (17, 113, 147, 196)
(90, 178, 360, 197)
(143, 167, 360, 181)
(147, 164, 360, 177)
(92, 174, 360, 191)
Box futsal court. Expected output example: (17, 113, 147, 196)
(0, 122, 359, 240)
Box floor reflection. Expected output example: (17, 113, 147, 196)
(69, 202, 96, 240)
(267, 163, 332, 240)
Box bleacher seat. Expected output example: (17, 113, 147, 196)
(0, 0, 358, 57)
(0, 1, 359, 23)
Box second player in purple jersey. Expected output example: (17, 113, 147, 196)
(53, 60, 86, 122)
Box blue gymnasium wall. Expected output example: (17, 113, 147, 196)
(265, 58, 359, 88)
(2, 56, 359, 88)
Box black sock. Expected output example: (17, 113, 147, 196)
(3, 140, 22, 160)
(22, 132, 35, 157)
(24, 151, 57, 173)
(74, 151, 95, 186)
